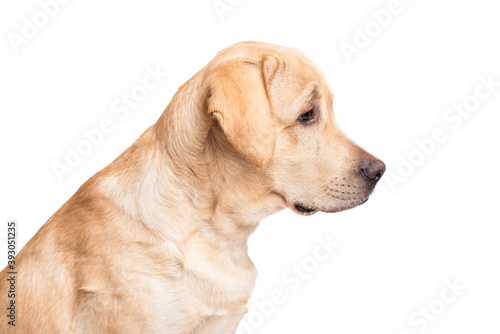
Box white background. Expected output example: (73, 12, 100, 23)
(1, 0, 499, 333)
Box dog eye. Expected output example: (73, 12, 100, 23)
(298, 108, 316, 124)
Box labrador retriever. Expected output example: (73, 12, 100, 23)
(0, 41, 385, 333)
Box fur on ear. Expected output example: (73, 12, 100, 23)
(206, 55, 281, 168)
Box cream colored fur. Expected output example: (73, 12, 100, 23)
(0, 42, 383, 333)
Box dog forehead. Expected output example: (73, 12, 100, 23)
(272, 56, 331, 116)
(211, 41, 332, 117)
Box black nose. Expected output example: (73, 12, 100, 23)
(360, 159, 386, 182)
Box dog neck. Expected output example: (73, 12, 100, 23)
(98, 68, 283, 254)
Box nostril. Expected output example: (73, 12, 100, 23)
(360, 159, 386, 182)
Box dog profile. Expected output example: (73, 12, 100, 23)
(0, 41, 385, 333)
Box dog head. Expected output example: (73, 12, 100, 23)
(205, 42, 385, 216)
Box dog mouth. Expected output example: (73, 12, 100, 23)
(293, 203, 318, 215)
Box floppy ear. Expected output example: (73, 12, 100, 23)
(207, 55, 280, 168)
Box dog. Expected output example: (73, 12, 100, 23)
(0, 41, 385, 333)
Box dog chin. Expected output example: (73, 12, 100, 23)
(292, 197, 370, 216)
(323, 197, 370, 213)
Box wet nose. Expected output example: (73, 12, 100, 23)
(360, 159, 386, 182)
